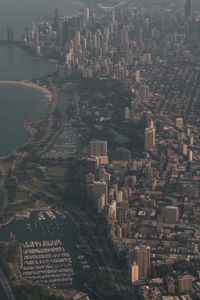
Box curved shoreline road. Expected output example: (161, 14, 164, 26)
(0, 79, 53, 216)
(0, 80, 53, 102)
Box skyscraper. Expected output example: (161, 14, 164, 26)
(178, 275, 193, 293)
(108, 200, 117, 220)
(145, 128, 156, 151)
(139, 84, 149, 101)
(93, 181, 108, 203)
(135, 245, 151, 280)
(131, 262, 139, 284)
(84, 8, 90, 25)
(185, 0, 191, 17)
(53, 9, 59, 32)
(135, 70, 140, 82)
(7, 27, 14, 45)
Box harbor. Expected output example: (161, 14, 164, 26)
(0, 209, 96, 292)
(21, 239, 74, 289)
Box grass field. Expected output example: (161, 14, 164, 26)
(46, 167, 66, 178)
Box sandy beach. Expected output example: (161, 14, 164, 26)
(0, 80, 53, 102)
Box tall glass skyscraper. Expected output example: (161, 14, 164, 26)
(185, 0, 191, 17)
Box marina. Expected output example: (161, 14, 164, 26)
(21, 239, 75, 288)
(0, 209, 96, 291)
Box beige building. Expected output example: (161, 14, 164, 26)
(188, 149, 193, 162)
(145, 128, 156, 151)
(135, 245, 151, 280)
(98, 194, 105, 214)
(178, 275, 193, 293)
(83, 7, 90, 24)
(176, 118, 184, 129)
(131, 262, 139, 284)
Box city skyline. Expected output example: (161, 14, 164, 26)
(0, 0, 200, 299)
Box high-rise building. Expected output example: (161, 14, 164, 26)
(188, 149, 193, 162)
(190, 135, 194, 146)
(53, 8, 59, 32)
(176, 118, 184, 129)
(84, 8, 90, 25)
(164, 206, 179, 224)
(90, 140, 107, 156)
(98, 194, 105, 214)
(182, 144, 188, 156)
(108, 200, 117, 220)
(187, 126, 191, 136)
(75, 31, 81, 46)
(135, 70, 140, 82)
(143, 111, 151, 126)
(124, 107, 130, 120)
(178, 275, 193, 293)
(117, 200, 129, 224)
(7, 27, 14, 45)
(135, 245, 151, 280)
(139, 85, 149, 101)
(93, 181, 108, 203)
(139, 27, 143, 44)
(145, 128, 156, 151)
(185, 0, 191, 17)
(131, 262, 139, 284)
(120, 27, 129, 51)
(144, 53, 151, 64)
(112, 10, 115, 23)
(165, 276, 176, 295)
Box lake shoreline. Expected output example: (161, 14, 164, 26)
(0, 79, 53, 220)
(0, 80, 53, 102)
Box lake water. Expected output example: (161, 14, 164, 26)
(0, 83, 50, 156)
(0, 209, 97, 292)
(0, 0, 84, 39)
(0, 45, 56, 223)
(0, 46, 56, 156)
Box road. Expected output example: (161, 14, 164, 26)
(0, 268, 15, 300)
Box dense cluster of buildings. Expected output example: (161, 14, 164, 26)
(24, 0, 200, 298)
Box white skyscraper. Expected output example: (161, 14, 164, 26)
(108, 200, 117, 220)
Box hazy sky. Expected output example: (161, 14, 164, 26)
(0, 0, 84, 39)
